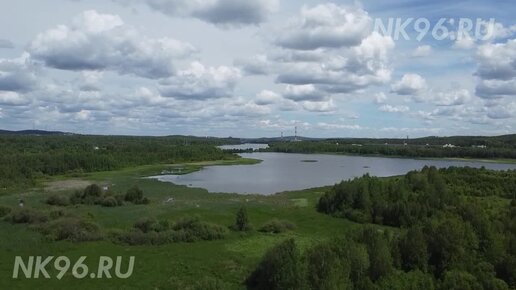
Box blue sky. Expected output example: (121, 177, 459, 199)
(0, 0, 514, 137)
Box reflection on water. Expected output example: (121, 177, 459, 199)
(153, 152, 516, 195)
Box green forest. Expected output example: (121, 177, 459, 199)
(0, 135, 238, 189)
(263, 135, 516, 160)
(246, 166, 516, 289)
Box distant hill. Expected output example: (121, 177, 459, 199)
(0, 129, 70, 136)
(243, 134, 516, 148)
(241, 136, 321, 143)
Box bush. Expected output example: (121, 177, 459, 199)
(7, 208, 49, 224)
(172, 217, 226, 242)
(125, 186, 144, 203)
(37, 218, 102, 242)
(0, 205, 11, 217)
(259, 219, 296, 234)
(46, 194, 70, 206)
(69, 190, 84, 205)
(49, 209, 66, 219)
(70, 185, 126, 207)
(114, 195, 125, 206)
(84, 184, 102, 198)
(101, 196, 118, 207)
(116, 216, 226, 245)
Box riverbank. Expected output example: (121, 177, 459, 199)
(267, 150, 516, 165)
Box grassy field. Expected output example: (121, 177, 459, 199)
(0, 159, 362, 290)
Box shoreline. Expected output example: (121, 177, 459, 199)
(257, 150, 516, 165)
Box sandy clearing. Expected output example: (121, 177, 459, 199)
(44, 179, 93, 192)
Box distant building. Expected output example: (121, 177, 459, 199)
(443, 144, 456, 148)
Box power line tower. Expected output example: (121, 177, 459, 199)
(294, 126, 298, 141)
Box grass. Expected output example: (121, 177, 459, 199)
(0, 158, 360, 289)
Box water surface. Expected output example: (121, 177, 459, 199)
(153, 153, 516, 195)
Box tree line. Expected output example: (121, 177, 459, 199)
(0, 135, 238, 189)
(264, 140, 516, 160)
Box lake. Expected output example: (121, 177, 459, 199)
(153, 152, 516, 195)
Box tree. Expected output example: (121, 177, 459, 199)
(246, 239, 304, 290)
(306, 242, 352, 290)
(399, 226, 429, 271)
(360, 228, 393, 281)
(425, 215, 479, 276)
(234, 206, 250, 231)
(440, 270, 482, 290)
(377, 270, 435, 290)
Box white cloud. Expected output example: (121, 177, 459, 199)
(316, 122, 362, 130)
(453, 34, 476, 50)
(475, 39, 516, 98)
(411, 45, 432, 57)
(301, 98, 337, 113)
(283, 84, 327, 102)
(255, 90, 281, 105)
(276, 32, 394, 94)
(29, 10, 196, 79)
(0, 91, 30, 106)
(434, 89, 472, 106)
(234, 55, 271, 75)
(276, 4, 371, 50)
(374, 92, 387, 104)
(0, 53, 38, 92)
(391, 74, 427, 95)
(379, 104, 409, 113)
(131, 0, 279, 27)
(159, 61, 241, 99)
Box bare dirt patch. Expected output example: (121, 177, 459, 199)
(44, 179, 92, 192)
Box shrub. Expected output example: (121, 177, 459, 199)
(49, 209, 66, 219)
(259, 219, 296, 234)
(232, 206, 250, 231)
(134, 218, 157, 233)
(114, 195, 125, 206)
(101, 196, 118, 207)
(46, 194, 70, 206)
(113, 230, 170, 245)
(116, 216, 226, 245)
(172, 217, 227, 242)
(0, 205, 11, 217)
(7, 208, 49, 224)
(125, 186, 143, 203)
(69, 190, 84, 205)
(37, 218, 102, 242)
(70, 185, 126, 207)
(84, 184, 102, 198)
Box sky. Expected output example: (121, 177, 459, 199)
(0, 0, 515, 138)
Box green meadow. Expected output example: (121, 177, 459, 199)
(0, 160, 361, 290)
